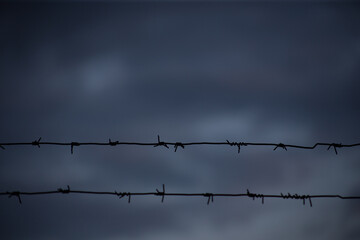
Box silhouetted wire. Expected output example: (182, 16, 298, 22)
(0, 135, 358, 154)
(1, 185, 360, 207)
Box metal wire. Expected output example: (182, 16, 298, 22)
(1, 185, 360, 207)
(0, 136, 358, 154)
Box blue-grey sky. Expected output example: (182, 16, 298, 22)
(0, 1, 360, 239)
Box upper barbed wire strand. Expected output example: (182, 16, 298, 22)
(0, 136, 358, 154)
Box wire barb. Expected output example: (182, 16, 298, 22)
(154, 135, 169, 149)
(116, 191, 131, 203)
(247, 189, 265, 204)
(32, 137, 41, 148)
(204, 193, 214, 205)
(274, 143, 287, 151)
(109, 139, 119, 146)
(0, 144, 5, 150)
(280, 193, 313, 207)
(327, 143, 342, 155)
(174, 142, 185, 152)
(156, 184, 166, 203)
(71, 142, 80, 154)
(58, 185, 71, 194)
(226, 140, 247, 153)
(7, 191, 22, 204)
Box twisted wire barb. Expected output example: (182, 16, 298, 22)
(1, 185, 359, 206)
(0, 136, 359, 154)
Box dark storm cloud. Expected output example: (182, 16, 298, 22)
(0, 2, 360, 240)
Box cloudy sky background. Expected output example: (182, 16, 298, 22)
(1, 1, 360, 239)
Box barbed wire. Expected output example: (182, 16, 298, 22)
(0, 136, 359, 154)
(1, 184, 360, 207)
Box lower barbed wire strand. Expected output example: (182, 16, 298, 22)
(1, 187, 359, 206)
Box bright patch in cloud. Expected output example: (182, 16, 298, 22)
(80, 56, 125, 94)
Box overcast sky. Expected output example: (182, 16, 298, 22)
(0, 1, 360, 239)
